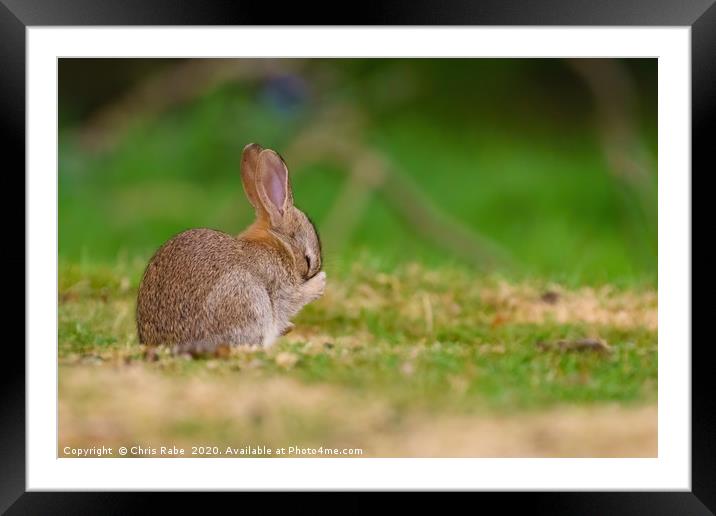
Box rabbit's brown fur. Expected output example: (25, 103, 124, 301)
(136, 144, 325, 353)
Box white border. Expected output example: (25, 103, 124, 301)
(28, 27, 691, 490)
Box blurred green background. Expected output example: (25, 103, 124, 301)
(59, 58, 657, 286)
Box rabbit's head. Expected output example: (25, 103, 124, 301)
(240, 143, 322, 280)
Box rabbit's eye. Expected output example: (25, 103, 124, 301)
(305, 255, 311, 271)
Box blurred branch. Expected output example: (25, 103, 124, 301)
(77, 59, 306, 152)
(287, 105, 515, 270)
(566, 59, 657, 255)
(76, 59, 514, 270)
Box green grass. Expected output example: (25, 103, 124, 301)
(59, 259, 657, 409)
(58, 259, 657, 456)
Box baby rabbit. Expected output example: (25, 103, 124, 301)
(136, 143, 325, 354)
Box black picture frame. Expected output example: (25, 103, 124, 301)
(3, 0, 708, 512)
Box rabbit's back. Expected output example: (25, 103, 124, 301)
(136, 228, 274, 351)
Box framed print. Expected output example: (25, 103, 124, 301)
(4, 0, 711, 511)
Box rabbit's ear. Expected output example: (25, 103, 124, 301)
(240, 143, 264, 209)
(256, 149, 294, 226)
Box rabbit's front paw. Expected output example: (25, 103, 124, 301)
(304, 271, 326, 302)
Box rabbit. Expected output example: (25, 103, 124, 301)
(136, 143, 326, 354)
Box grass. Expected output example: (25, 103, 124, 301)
(59, 258, 657, 457)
